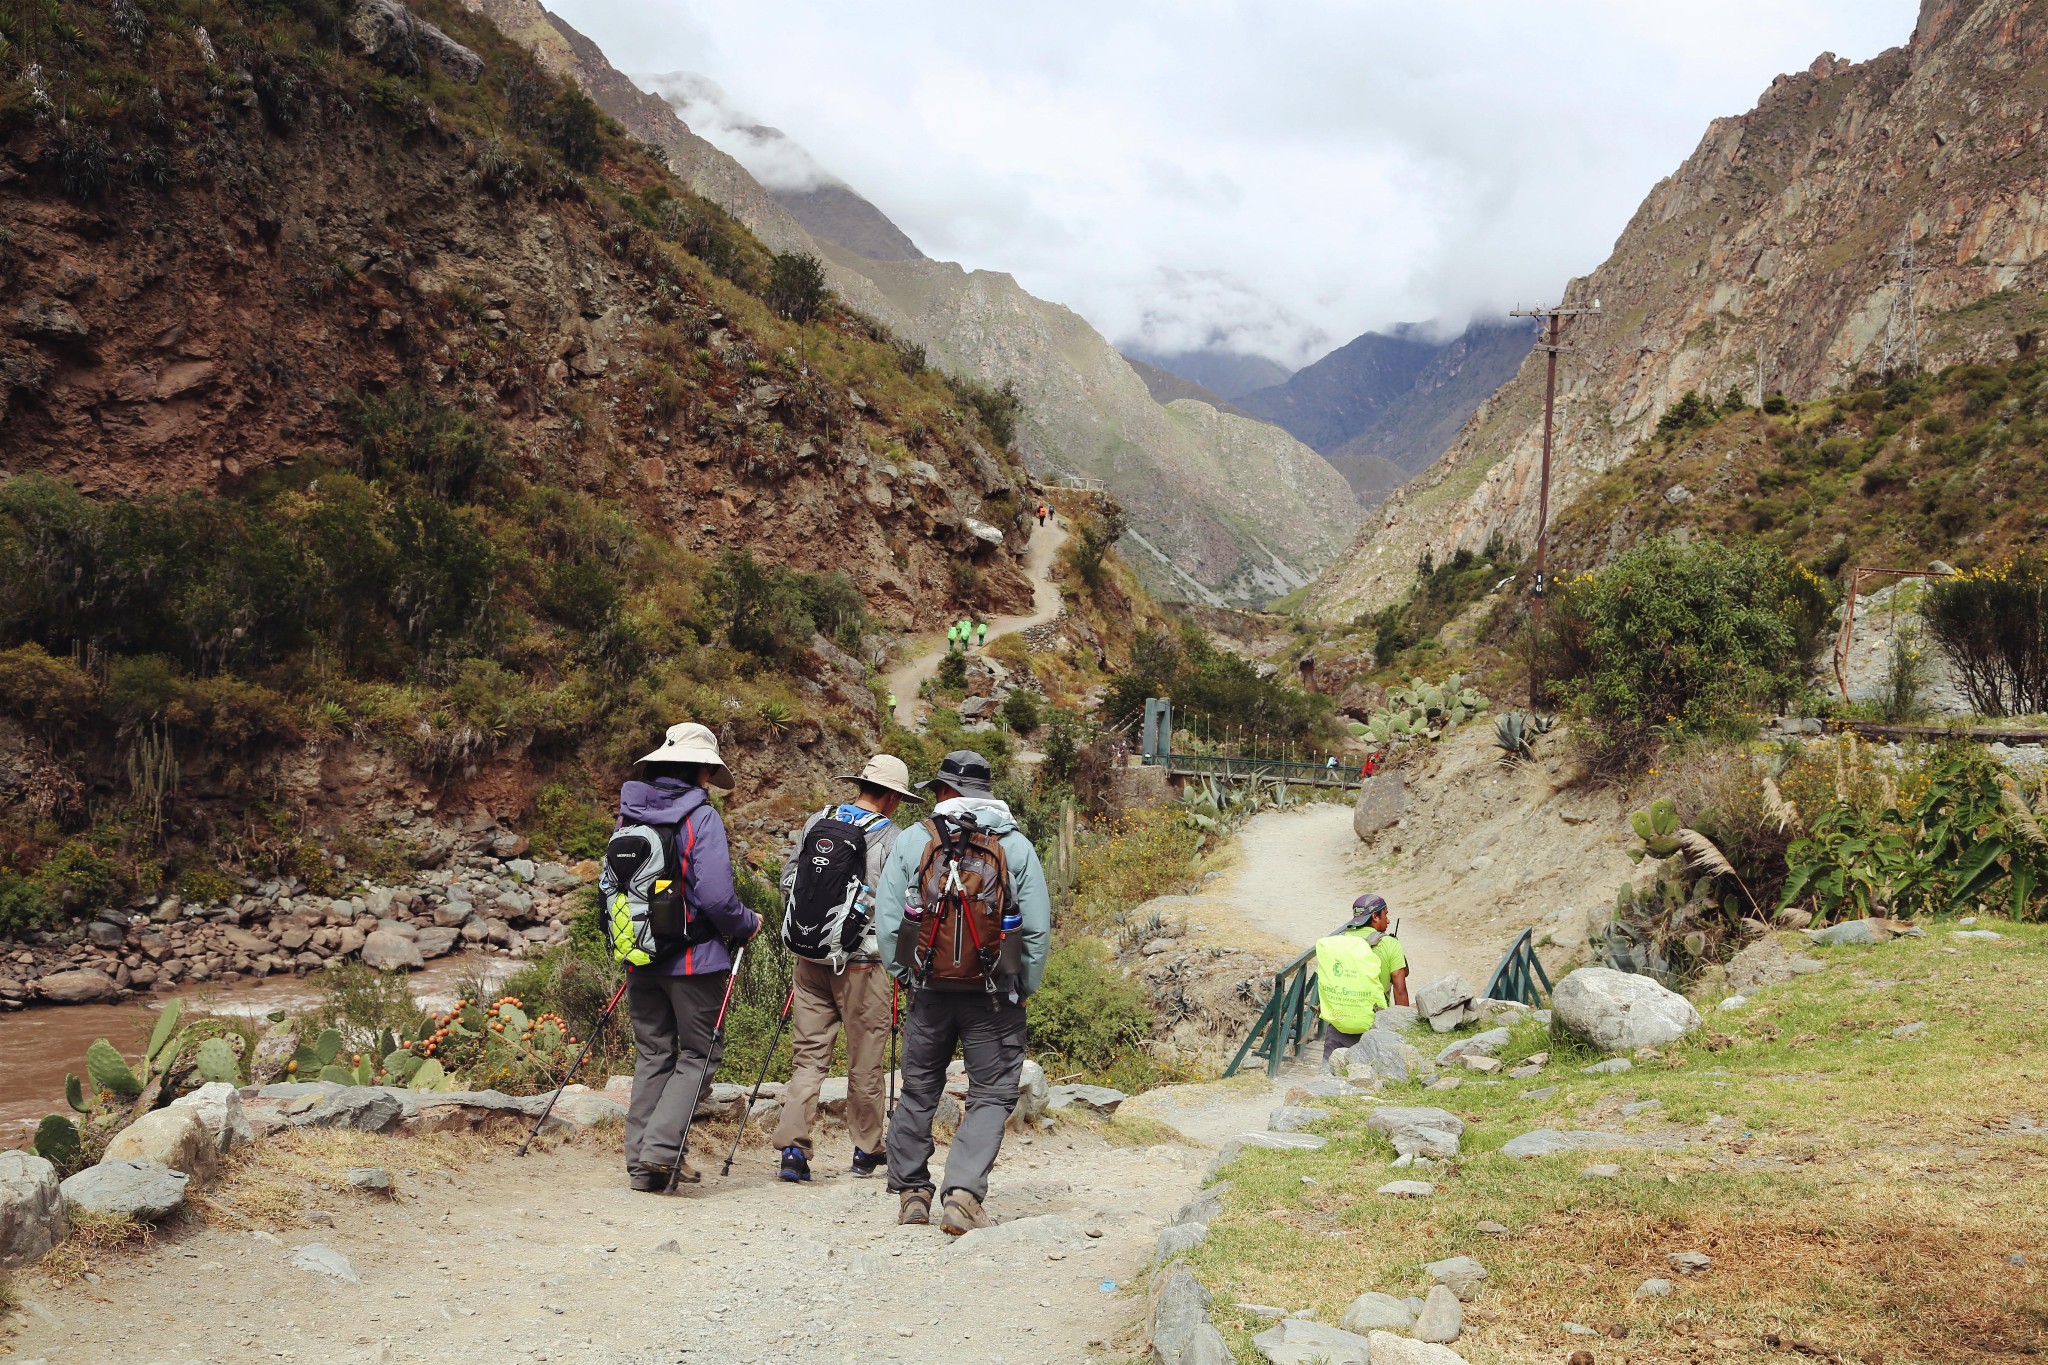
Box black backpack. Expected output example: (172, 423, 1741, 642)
(782, 805, 890, 970)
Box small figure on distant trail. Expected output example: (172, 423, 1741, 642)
(1325, 755, 1339, 776)
(945, 623, 960, 654)
(602, 723, 762, 1192)
(1361, 752, 1378, 779)
(974, 621, 989, 649)
(886, 692, 898, 713)
(1314, 893, 1408, 1070)
(1036, 502, 1047, 527)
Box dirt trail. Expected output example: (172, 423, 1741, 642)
(1182, 803, 1507, 990)
(885, 520, 1068, 729)
(9, 1078, 1283, 1365)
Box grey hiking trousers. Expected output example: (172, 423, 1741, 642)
(885, 988, 1026, 1202)
(624, 970, 728, 1172)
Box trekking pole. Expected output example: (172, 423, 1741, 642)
(664, 945, 747, 1195)
(887, 979, 900, 1115)
(516, 975, 628, 1157)
(719, 984, 793, 1177)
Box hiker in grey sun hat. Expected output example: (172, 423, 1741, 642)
(836, 753, 923, 802)
(635, 721, 734, 790)
(916, 750, 994, 798)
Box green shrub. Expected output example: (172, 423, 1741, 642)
(934, 650, 967, 694)
(0, 873, 58, 936)
(1027, 940, 1150, 1071)
(764, 251, 828, 323)
(951, 375, 1023, 450)
(1000, 688, 1041, 734)
(346, 388, 505, 503)
(1923, 558, 2048, 716)
(530, 782, 611, 862)
(1560, 536, 1829, 765)
(1103, 624, 1333, 743)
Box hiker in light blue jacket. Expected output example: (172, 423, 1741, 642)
(874, 749, 1050, 1235)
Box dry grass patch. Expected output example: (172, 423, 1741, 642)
(35, 1208, 154, 1288)
(191, 1127, 506, 1231)
(1049, 1108, 1189, 1149)
(1182, 927, 2048, 1364)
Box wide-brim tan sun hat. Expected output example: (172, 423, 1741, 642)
(636, 721, 734, 790)
(836, 753, 922, 801)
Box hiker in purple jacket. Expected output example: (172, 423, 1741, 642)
(616, 722, 761, 1192)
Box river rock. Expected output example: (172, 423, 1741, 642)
(413, 926, 461, 959)
(1372, 1004, 1418, 1031)
(1425, 1254, 1488, 1301)
(1367, 1333, 1469, 1364)
(1412, 1284, 1463, 1343)
(35, 969, 119, 1004)
(1338, 1291, 1414, 1333)
(1151, 1264, 1233, 1365)
(1047, 1083, 1126, 1117)
(1414, 974, 1477, 1032)
(169, 1082, 255, 1153)
(1352, 771, 1407, 842)
(361, 929, 424, 972)
(1551, 966, 1700, 1052)
(1348, 1030, 1421, 1082)
(61, 1160, 189, 1221)
(104, 1106, 217, 1180)
(0, 1150, 66, 1267)
(346, 1166, 393, 1195)
(1436, 1026, 1511, 1065)
(430, 900, 474, 929)
(1252, 1317, 1373, 1364)
(1366, 1106, 1464, 1158)
(1267, 1106, 1326, 1133)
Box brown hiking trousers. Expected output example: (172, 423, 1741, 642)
(770, 958, 893, 1158)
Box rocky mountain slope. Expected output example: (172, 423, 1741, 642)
(1122, 353, 1255, 419)
(1237, 320, 1533, 504)
(1123, 345, 1294, 401)
(1312, 0, 2048, 617)
(480, 2, 1357, 604)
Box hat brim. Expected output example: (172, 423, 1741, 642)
(917, 775, 994, 797)
(635, 745, 735, 791)
(837, 772, 923, 801)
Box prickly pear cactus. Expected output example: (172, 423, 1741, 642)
(145, 998, 186, 1068)
(33, 1114, 80, 1167)
(195, 1036, 242, 1085)
(1627, 798, 1682, 860)
(65, 1072, 87, 1114)
(86, 1038, 141, 1099)
(409, 1058, 450, 1091)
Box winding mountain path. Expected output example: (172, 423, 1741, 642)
(884, 519, 1068, 729)
(1196, 803, 1507, 991)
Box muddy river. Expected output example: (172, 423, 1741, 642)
(0, 953, 515, 1145)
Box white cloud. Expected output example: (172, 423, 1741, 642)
(551, 0, 1921, 366)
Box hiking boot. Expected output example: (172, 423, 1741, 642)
(672, 1158, 702, 1186)
(779, 1146, 812, 1183)
(627, 1167, 669, 1193)
(898, 1188, 932, 1225)
(850, 1147, 887, 1179)
(939, 1189, 991, 1236)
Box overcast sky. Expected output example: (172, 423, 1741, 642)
(552, 1, 1920, 369)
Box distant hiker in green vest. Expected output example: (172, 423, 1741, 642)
(957, 617, 972, 650)
(1315, 893, 1404, 1067)
(886, 692, 898, 713)
(945, 623, 960, 654)
(973, 621, 988, 649)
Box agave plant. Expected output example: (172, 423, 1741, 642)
(1493, 711, 1557, 765)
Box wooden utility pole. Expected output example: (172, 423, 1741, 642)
(1508, 298, 1602, 708)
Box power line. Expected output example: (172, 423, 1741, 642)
(1880, 231, 1930, 377)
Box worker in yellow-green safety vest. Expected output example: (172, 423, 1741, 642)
(1315, 893, 1406, 1066)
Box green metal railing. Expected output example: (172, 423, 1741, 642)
(1482, 927, 1553, 1007)
(1224, 947, 1321, 1078)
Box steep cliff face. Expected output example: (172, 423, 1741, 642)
(1311, 0, 2048, 617)
(482, 2, 1358, 604)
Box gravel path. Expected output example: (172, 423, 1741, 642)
(8, 1089, 1285, 1364)
(885, 520, 1068, 728)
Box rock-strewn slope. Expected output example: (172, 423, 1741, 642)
(1312, 0, 2048, 616)
(483, 0, 1358, 603)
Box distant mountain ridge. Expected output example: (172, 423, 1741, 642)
(476, 1, 1358, 604)
(1120, 354, 1257, 420)
(1121, 346, 1293, 401)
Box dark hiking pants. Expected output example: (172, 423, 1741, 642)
(623, 970, 728, 1172)
(885, 988, 1026, 1203)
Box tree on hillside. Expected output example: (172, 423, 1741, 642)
(766, 251, 829, 323)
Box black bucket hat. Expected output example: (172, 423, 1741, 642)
(918, 749, 994, 798)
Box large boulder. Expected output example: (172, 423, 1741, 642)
(1339, 1291, 1413, 1333)
(360, 929, 424, 972)
(413, 926, 462, 959)
(1047, 1083, 1126, 1117)
(298, 1087, 406, 1133)
(169, 1082, 256, 1153)
(60, 1160, 189, 1221)
(1413, 973, 1477, 1032)
(1346, 1030, 1421, 1082)
(346, 0, 483, 82)
(35, 969, 118, 1004)
(1551, 967, 1701, 1052)
(0, 1151, 66, 1266)
(1352, 771, 1407, 842)
(104, 1106, 218, 1179)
